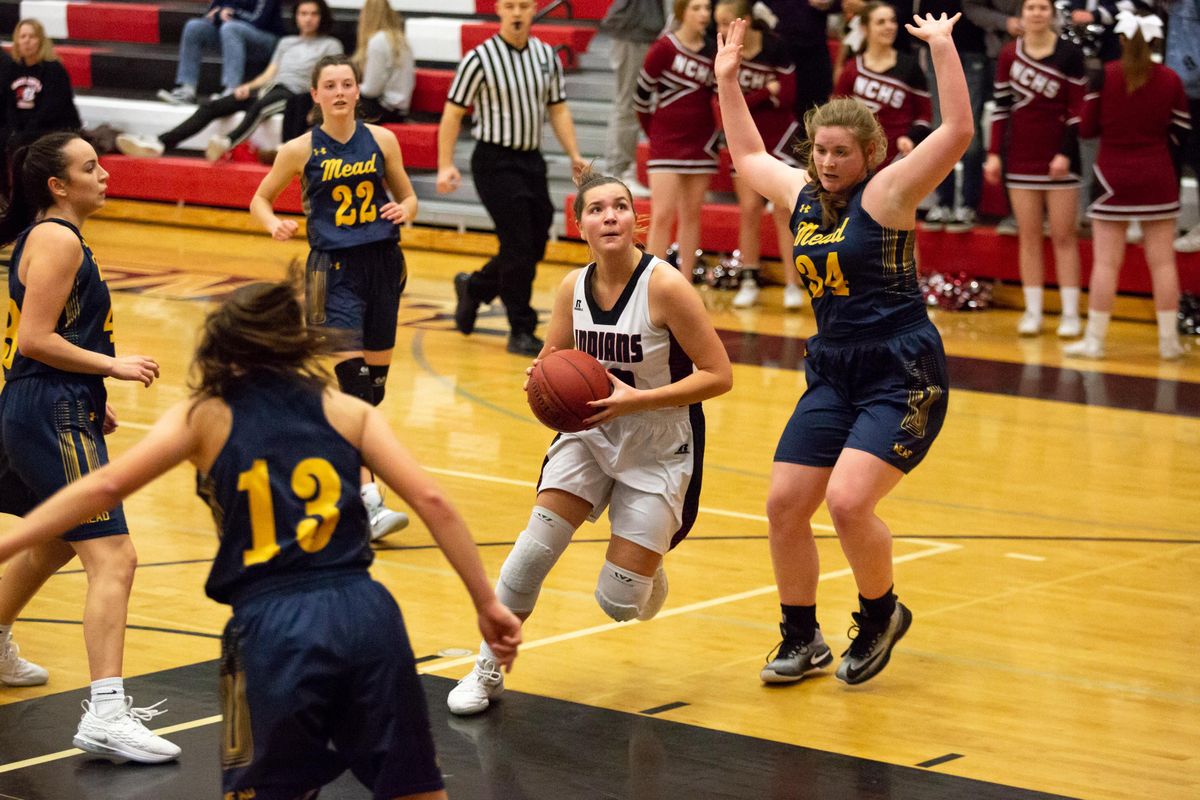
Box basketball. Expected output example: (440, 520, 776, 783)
(526, 350, 612, 433)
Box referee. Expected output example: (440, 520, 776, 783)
(437, 0, 587, 357)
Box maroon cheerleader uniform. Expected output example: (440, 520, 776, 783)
(635, 32, 719, 174)
(989, 38, 1088, 190)
(731, 36, 800, 167)
(833, 51, 932, 164)
(1082, 61, 1192, 221)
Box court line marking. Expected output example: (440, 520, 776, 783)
(0, 539, 958, 775)
(1005, 553, 1045, 562)
(417, 537, 960, 675)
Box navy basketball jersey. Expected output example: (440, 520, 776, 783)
(789, 181, 927, 341)
(3, 219, 114, 382)
(303, 122, 398, 251)
(197, 375, 373, 605)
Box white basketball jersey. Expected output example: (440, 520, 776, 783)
(571, 253, 694, 417)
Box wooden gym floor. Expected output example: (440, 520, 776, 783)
(0, 215, 1197, 799)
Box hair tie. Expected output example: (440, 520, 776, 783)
(1113, 9, 1163, 43)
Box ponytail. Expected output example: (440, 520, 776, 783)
(0, 131, 77, 246)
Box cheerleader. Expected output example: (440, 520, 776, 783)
(984, 0, 1089, 337)
(1064, 10, 1190, 360)
(635, 0, 718, 277)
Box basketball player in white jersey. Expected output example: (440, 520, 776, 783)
(447, 166, 733, 716)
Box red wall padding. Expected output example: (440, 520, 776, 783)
(460, 23, 595, 68)
(67, 3, 160, 44)
(101, 156, 304, 212)
(54, 45, 94, 89)
(381, 123, 439, 169)
(411, 69, 454, 115)
(475, 0, 610, 19)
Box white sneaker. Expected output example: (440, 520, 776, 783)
(1175, 224, 1200, 253)
(783, 283, 805, 311)
(1063, 336, 1104, 359)
(1017, 311, 1042, 336)
(1056, 315, 1082, 338)
(637, 564, 669, 621)
(0, 635, 48, 686)
(920, 205, 953, 231)
(732, 277, 760, 308)
(205, 134, 232, 162)
(995, 216, 1019, 236)
(73, 697, 182, 763)
(362, 483, 409, 542)
(155, 85, 195, 105)
(945, 207, 977, 233)
(447, 656, 503, 716)
(1160, 335, 1184, 361)
(115, 133, 164, 159)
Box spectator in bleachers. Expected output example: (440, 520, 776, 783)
(635, 0, 717, 278)
(600, 0, 667, 196)
(354, 0, 414, 123)
(1167, 0, 1200, 252)
(834, 2, 932, 166)
(1065, 10, 1189, 360)
(984, 0, 1087, 337)
(917, 0, 987, 232)
(158, 0, 284, 105)
(0, 20, 81, 195)
(116, 0, 340, 162)
(710, 0, 806, 310)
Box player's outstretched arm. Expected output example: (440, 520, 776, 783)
(865, 13, 974, 225)
(358, 405, 521, 667)
(715, 18, 810, 213)
(0, 402, 200, 563)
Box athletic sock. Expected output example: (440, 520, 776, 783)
(859, 587, 897, 621)
(781, 604, 817, 643)
(91, 677, 126, 719)
(1156, 310, 1178, 340)
(1084, 310, 1111, 341)
(1059, 286, 1081, 318)
(1022, 287, 1044, 318)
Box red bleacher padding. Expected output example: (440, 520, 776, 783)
(67, 3, 160, 44)
(381, 122, 439, 169)
(475, 0, 610, 20)
(460, 23, 595, 68)
(100, 155, 304, 213)
(411, 69, 454, 115)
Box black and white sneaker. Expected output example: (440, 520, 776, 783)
(835, 602, 912, 685)
(760, 626, 833, 684)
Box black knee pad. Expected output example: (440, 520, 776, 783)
(368, 365, 389, 406)
(334, 358, 372, 403)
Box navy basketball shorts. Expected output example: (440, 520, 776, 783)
(220, 573, 443, 800)
(308, 239, 407, 352)
(775, 321, 949, 474)
(0, 377, 128, 540)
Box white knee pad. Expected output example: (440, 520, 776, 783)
(594, 561, 653, 622)
(496, 506, 574, 614)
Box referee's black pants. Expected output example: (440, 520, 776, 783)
(468, 142, 555, 337)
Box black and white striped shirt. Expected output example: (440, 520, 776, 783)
(447, 35, 566, 151)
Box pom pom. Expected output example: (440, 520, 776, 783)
(919, 271, 994, 311)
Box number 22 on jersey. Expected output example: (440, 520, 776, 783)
(332, 181, 378, 227)
(237, 457, 343, 566)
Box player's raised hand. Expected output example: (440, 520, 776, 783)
(714, 17, 746, 83)
(108, 355, 160, 387)
(906, 11, 960, 41)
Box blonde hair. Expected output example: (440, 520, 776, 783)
(353, 0, 408, 71)
(1120, 29, 1152, 93)
(11, 19, 57, 64)
(800, 98, 887, 229)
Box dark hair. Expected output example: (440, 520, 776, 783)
(0, 131, 79, 246)
(308, 54, 362, 125)
(190, 276, 341, 400)
(294, 0, 334, 35)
